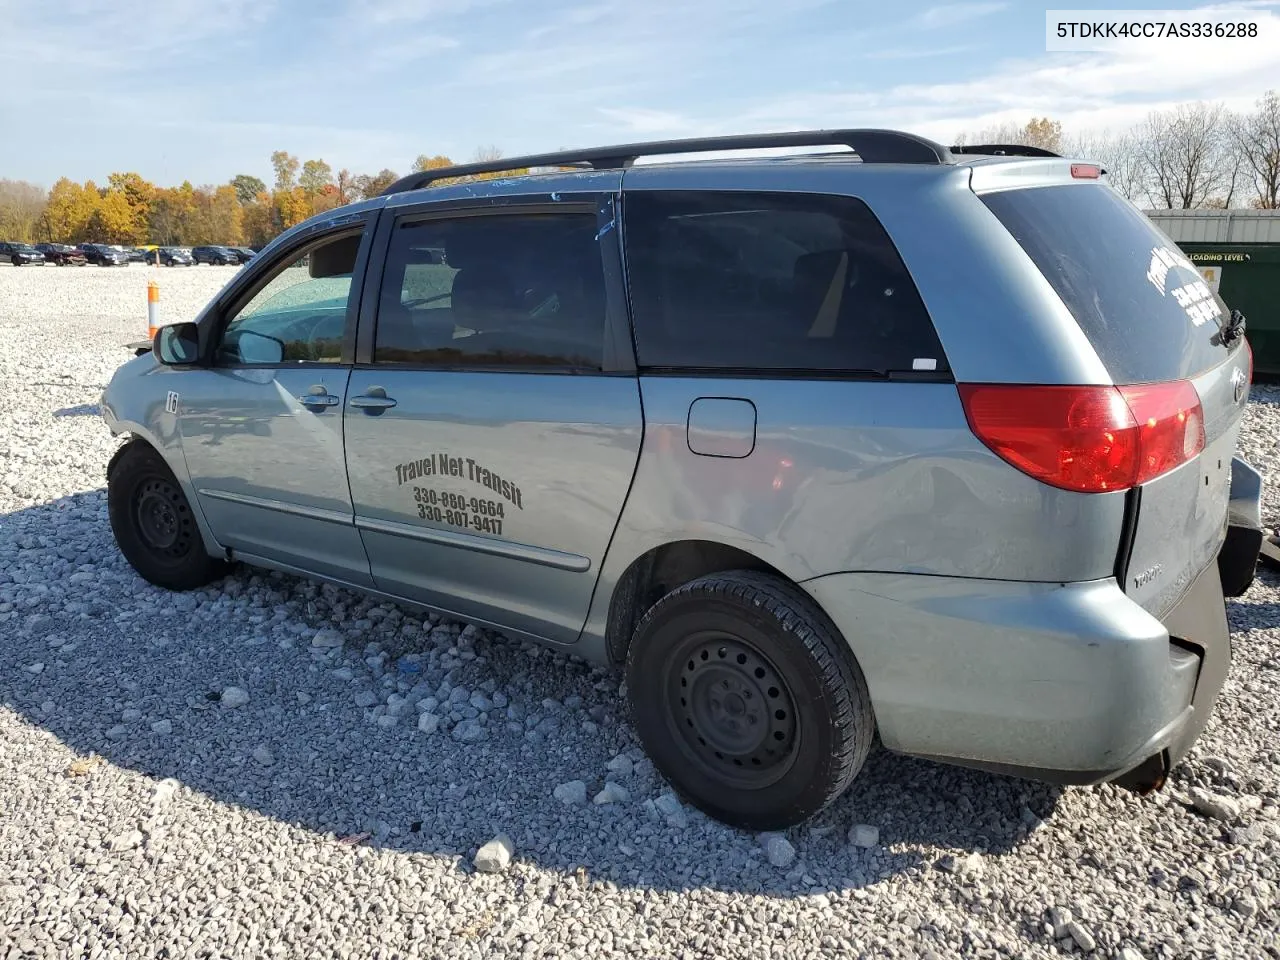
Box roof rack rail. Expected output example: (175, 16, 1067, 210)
(379, 129, 954, 196)
(949, 143, 1062, 158)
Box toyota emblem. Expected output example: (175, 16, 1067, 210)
(1230, 366, 1247, 404)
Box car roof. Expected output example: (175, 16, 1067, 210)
(276, 130, 1100, 255)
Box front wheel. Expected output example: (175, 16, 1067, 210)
(108, 443, 227, 590)
(626, 571, 875, 830)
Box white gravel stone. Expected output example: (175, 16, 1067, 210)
(311, 628, 344, 649)
(553, 780, 588, 805)
(605, 754, 633, 777)
(762, 834, 796, 868)
(150, 779, 180, 806)
(451, 718, 486, 742)
(105, 829, 144, 852)
(120, 708, 142, 723)
(473, 833, 514, 873)
(416, 713, 440, 735)
(252, 745, 275, 766)
(23, 662, 44, 674)
(849, 824, 879, 848)
(219, 686, 250, 709)
(1047, 906, 1074, 939)
(592, 782, 629, 805)
(1064, 919, 1097, 952)
(936, 851, 984, 879)
(149, 718, 172, 735)
(1190, 788, 1242, 821)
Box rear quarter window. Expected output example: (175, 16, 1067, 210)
(980, 184, 1232, 384)
(622, 190, 948, 376)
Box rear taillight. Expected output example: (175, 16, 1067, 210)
(958, 381, 1204, 493)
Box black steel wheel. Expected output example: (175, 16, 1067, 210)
(626, 570, 875, 830)
(108, 443, 226, 590)
(133, 476, 193, 557)
(667, 632, 798, 789)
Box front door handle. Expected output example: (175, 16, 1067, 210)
(298, 393, 340, 407)
(349, 386, 397, 412)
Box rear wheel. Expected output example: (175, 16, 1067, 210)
(625, 571, 875, 830)
(108, 444, 226, 590)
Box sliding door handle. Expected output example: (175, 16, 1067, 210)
(349, 395, 397, 409)
(350, 386, 397, 413)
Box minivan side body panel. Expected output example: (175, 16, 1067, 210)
(579, 162, 1130, 655)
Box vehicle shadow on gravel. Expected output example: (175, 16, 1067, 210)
(3, 491, 1072, 897)
(52, 403, 102, 418)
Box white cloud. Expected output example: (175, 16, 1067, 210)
(912, 2, 1008, 29)
(572, 4, 1280, 148)
(357, 0, 503, 24)
(864, 44, 976, 60)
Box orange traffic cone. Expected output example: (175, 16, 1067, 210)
(147, 279, 160, 341)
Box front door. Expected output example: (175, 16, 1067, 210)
(176, 224, 375, 586)
(343, 196, 643, 643)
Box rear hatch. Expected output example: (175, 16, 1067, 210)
(977, 181, 1251, 615)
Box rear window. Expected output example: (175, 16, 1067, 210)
(623, 190, 947, 376)
(981, 185, 1231, 383)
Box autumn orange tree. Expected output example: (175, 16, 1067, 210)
(12, 145, 537, 248)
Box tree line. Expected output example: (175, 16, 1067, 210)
(0, 147, 528, 248)
(954, 90, 1279, 210)
(1, 91, 1276, 246)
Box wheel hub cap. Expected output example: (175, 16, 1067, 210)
(134, 478, 192, 556)
(671, 634, 798, 787)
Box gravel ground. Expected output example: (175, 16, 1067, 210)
(1, 263, 1278, 959)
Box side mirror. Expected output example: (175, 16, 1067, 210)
(235, 330, 287, 365)
(154, 322, 200, 365)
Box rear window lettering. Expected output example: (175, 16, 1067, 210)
(622, 190, 947, 375)
(981, 185, 1231, 384)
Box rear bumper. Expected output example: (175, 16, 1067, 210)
(1218, 455, 1263, 597)
(804, 560, 1232, 787)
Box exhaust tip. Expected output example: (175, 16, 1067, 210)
(1113, 750, 1170, 794)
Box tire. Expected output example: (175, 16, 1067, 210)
(107, 443, 226, 590)
(625, 570, 875, 830)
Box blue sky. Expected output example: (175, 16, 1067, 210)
(1, 0, 1277, 187)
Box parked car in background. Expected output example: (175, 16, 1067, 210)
(226, 246, 257, 264)
(127, 248, 148, 263)
(0, 242, 46, 266)
(191, 245, 240, 265)
(155, 247, 195, 266)
(78, 244, 130, 266)
(34, 243, 88, 265)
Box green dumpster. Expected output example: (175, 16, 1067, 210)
(1177, 243, 1280, 377)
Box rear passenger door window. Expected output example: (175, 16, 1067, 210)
(373, 213, 606, 370)
(623, 190, 946, 376)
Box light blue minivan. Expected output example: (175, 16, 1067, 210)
(101, 130, 1263, 829)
